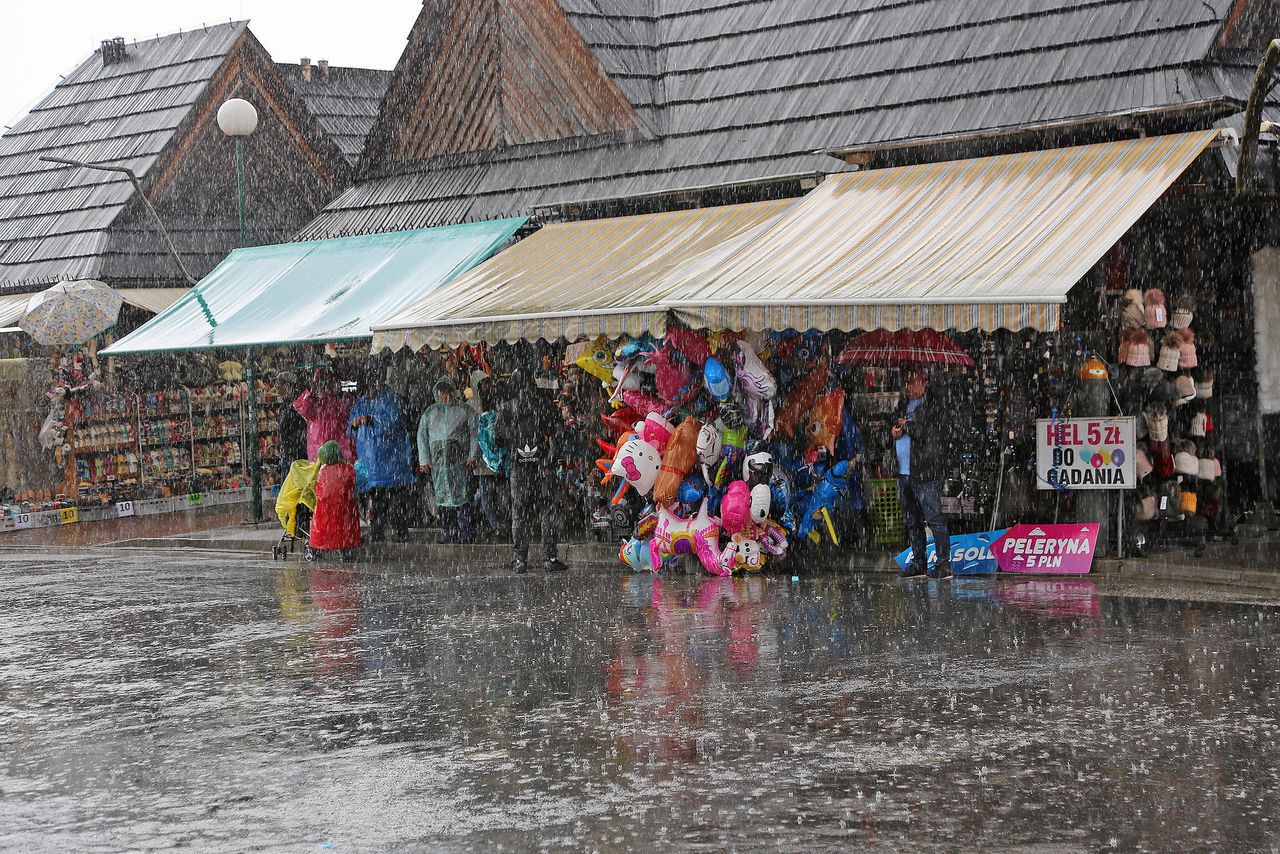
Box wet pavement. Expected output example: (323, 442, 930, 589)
(1, 550, 1278, 852)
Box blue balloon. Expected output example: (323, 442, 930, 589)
(704, 356, 731, 400)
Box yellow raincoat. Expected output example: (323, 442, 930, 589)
(275, 459, 320, 537)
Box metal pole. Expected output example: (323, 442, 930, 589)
(235, 137, 262, 523)
(245, 347, 263, 524)
(235, 138, 247, 246)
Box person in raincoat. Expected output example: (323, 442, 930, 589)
(471, 372, 509, 540)
(293, 368, 355, 461)
(495, 367, 567, 574)
(350, 366, 415, 542)
(310, 440, 362, 555)
(416, 377, 479, 544)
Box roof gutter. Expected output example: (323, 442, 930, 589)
(820, 99, 1244, 168)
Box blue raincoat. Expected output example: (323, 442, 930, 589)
(349, 390, 415, 492)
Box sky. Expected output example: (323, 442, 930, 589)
(1, 0, 421, 128)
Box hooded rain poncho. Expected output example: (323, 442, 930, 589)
(417, 400, 478, 507)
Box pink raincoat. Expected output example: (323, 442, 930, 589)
(293, 390, 355, 461)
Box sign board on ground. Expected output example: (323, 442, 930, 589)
(1035, 417, 1136, 490)
(993, 524, 1100, 574)
(894, 529, 1006, 575)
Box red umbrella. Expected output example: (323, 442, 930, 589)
(836, 329, 974, 367)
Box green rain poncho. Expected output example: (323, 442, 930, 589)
(417, 397, 478, 507)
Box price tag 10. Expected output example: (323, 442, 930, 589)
(12, 512, 32, 530)
(59, 507, 79, 525)
(116, 501, 134, 518)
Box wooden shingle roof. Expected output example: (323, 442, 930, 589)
(298, 0, 1271, 240)
(276, 63, 392, 166)
(0, 23, 248, 290)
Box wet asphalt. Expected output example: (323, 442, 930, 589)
(1, 547, 1278, 852)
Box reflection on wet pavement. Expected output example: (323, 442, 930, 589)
(1, 551, 1278, 851)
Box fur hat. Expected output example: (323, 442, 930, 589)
(1121, 289, 1145, 328)
(1174, 439, 1199, 477)
(1136, 487, 1157, 521)
(1124, 329, 1152, 367)
(1178, 329, 1197, 369)
(1135, 446, 1153, 479)
(1170, 293, 1195, 330)
(1197, 454, 1218, 481)
(1157, 331, 1182, 372)
(1117, 329, 1131, 365)
(1194, 368, 1214, 400)
(1144, 403, 1169, 442)
(1143, 288, 1167, 328)
(1174, 373, 1196, 405)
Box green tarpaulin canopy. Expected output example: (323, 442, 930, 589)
(102, 218, 525, 355)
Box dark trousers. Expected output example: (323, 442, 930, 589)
(899, 477, 951, 571)
(367, 486, 410, 539)
(438, 505, 473, 544)
(476, 475, 509, 535)
(510, 463, 557, 561)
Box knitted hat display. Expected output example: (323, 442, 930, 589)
(1117, 330, 1131, 365)
(1178, 329, 1197, 369)
(1143, 288, 1167, 328)
(1173, 439, 1199, 477)
(1173, 373, 1196, 405)
(1151, 439, 1175, 478)
(1194, 368, 1214, 399)
(1144, 402, 1169, 442)
(1170, 293, 1194, 330)
(1135, 446, 1153, 479)
(1121, 289, 1145, 328)
(1197, 454, 1218, 481)
(1136, 488, 1157, 521)
(1189, 407, 1208, 437)
(1124, 329, 1152, 367)
(1180, 487, 1198, 515)
(1157, 331, 1182, 372)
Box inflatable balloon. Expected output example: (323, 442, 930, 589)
(600, 406, 640, 439)
(803, 388, 846, 464)
(775, 367, 827, 439)
(651, 418, 700, 508)
(620, 537, 655, 572)
(621, 389, 669, 419)
(649, 500, 726, 577)
(721, 480, 751, 534)
(718, 533, 766, 574)
(610, 435, 661, 497)
(714, 424, 748, 488)
(797, 460, 850, 543)
(645, 345, 694, 404)
(573, 336, 615, 385)
(704, 356, 731, 401)
(742, 449, 773, 488)
(665, 327, 712, 367)
(642, 412, 675, 452)
(749, 483, 771, 526)
(696, 422, 722, 481)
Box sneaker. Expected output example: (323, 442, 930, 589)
(898, 565, 928, 579)
(512, 558, 529, 575)
(544, 557, 568, 573)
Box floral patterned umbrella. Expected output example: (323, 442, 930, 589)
(19, 279, 124, 346)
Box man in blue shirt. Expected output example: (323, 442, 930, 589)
(892, 368, 951, 579)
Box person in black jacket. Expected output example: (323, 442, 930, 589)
(892, 367, 951, 579)
(494, 368, 568, 574)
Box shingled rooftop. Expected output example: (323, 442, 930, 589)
(299, 0, 1280, 241)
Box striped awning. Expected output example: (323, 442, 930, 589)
(370, 199, 795, 351)
(663, 130, 1221, 333)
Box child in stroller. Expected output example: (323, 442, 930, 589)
(273, 458, 319, 560)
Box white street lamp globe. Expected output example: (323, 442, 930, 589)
(216, 98, 258, 137)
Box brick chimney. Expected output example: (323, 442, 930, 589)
(101, 37, 127, 67)
(318, 59, 330, 81)
(300, 57, 312, 82)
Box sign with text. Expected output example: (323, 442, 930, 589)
(59, 507, 79, 525)
(116, 501, 135, 518)
(1036, 417, 1136, 490)
(994, 524, 1100, 574)
(895, 529, 1007, 576)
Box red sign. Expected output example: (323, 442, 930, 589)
(993, 524, 1100, 574)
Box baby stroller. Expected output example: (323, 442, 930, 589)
(273, 459, 320, 561)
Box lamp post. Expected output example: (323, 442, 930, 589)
(217, 98, 264, 523)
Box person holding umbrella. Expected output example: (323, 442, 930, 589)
(891, 367, 952, 580)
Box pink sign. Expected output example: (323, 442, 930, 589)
(993, 524, 1100, 574)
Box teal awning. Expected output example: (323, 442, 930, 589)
(102, 219, 525, 355)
